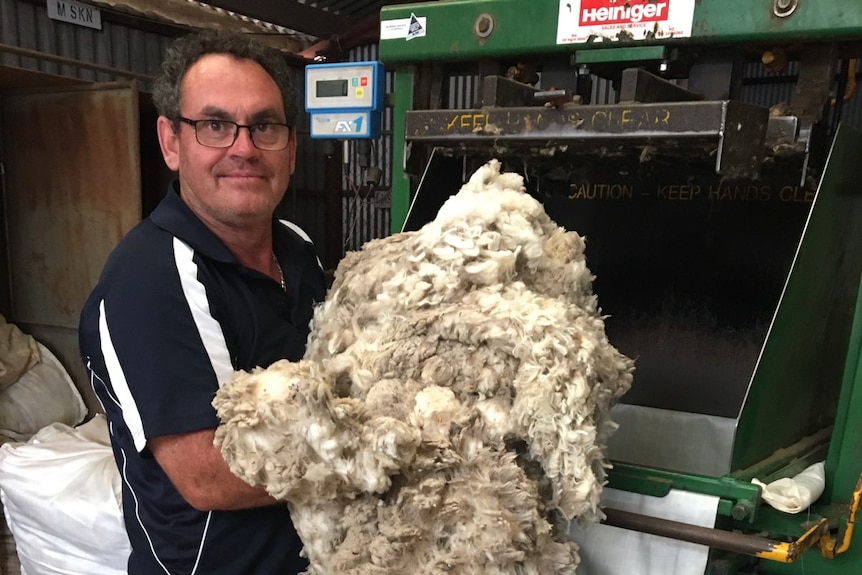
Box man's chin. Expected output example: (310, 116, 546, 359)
(224, 199, 280, 224)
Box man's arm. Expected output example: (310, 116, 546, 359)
(149, 429, 278, 511)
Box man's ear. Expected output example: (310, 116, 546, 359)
(157, 116, 180, 171)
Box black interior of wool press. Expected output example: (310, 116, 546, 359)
(401, 108, 819, 423)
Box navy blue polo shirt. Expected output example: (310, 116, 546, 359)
(78, 182, 326, 575)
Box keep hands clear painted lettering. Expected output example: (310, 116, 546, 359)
(589, 108, 672, 129)
(444, 108, 673, 132)
(569, 183, 815, 203)
(569, 184, 634, 200)
(447, 113, 490, 131)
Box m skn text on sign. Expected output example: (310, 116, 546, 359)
(47, 0, 102, 30)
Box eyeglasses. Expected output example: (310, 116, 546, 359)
(177, 117, 291, 151)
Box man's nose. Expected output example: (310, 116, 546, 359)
(230, 125, 258, 153)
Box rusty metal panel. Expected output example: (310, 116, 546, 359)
(2, 82, 141, 329)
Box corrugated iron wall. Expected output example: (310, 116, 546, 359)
(0, 0, 169, 90)
(448, 74, 479, 109)
(739, 59, 799, 109)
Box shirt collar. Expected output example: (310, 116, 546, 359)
(148, 181, 237, 263)
(149, 181, 297, 267)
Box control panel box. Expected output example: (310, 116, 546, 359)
(305, 61, 384, 139)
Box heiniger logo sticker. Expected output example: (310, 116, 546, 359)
(556, 0, 696, 44)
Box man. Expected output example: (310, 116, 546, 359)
(78, 31, 326, 574)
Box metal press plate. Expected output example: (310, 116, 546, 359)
(405, 100, 768, 178)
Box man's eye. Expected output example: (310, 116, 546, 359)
(253, 123, 273, 134)
(204, 120, 229, 133)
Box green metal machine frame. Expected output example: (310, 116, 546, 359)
(380, 1, 862, 62)
(383, 0, 862, 230)
(379, 1, 862, 573)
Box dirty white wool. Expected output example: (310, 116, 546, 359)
(213, 160, 635, 575)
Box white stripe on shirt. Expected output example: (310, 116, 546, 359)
(173, 238, 235, 387)
(99, 299, 147, 452)
(279, 219, 323, 270)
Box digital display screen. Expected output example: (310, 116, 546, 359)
(316, 79, 349, 98)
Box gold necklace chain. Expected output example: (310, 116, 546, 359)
(272, 251, 286, 291)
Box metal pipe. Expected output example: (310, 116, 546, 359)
(603, 508, 828, 563)
(0, 43, 155, 82)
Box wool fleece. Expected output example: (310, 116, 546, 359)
(213, 159, 635, 575)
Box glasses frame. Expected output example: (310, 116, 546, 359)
(177, 117, 292, 151)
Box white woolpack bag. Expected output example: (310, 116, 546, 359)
(0, 415, 130, 574)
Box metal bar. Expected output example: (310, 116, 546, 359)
(789, 44, 840, 122)
(403, 100, 767, 178)
(729, 427, 831, 482)
(603, 508, 828, 563)
(390, 66, 413, 234)
(618, 68, 704, 104)
(715, 98, 768, 177)
(608, 463, 762, 521)
(323, 142, 343, 268)
(0, 43, 154, 82)
(404, 101, 750, 140)
(479, 76, 540, 108)
(575, 45, 666, 65)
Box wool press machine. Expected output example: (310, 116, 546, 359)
(378, 1, 862, 573)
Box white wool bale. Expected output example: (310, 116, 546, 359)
(0, 415, 128, 575)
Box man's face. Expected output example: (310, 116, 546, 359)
(157, 53, 296, 231)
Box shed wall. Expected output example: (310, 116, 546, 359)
(0, 0, 170, 90)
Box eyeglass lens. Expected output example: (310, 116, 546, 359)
(193, 120, 289, 150)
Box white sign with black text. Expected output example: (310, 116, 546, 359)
(557, 0, 694, 44)
(47, 0, 102, 30)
